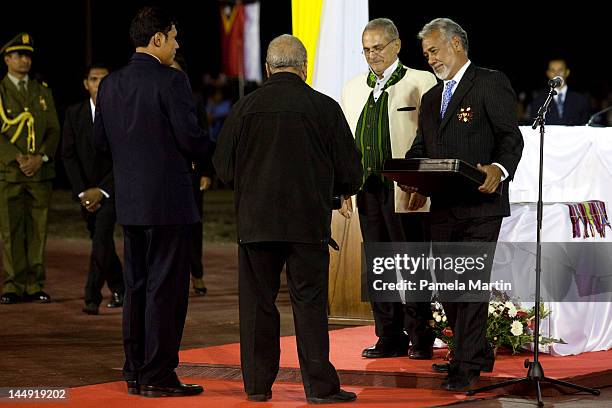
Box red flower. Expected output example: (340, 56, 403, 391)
(527, 318, 535, 330)
(442, 328, 454, 337)
(516, 311, 529, 319)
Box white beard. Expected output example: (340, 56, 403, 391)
(433, 64, 451, 80)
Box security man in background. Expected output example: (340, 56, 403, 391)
(62, 63, 125, 315)
(0, 33, 60, 304)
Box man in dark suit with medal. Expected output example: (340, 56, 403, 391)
(404, 18, 523, 391)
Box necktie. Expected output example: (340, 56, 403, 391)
(556, 92, 565, 118)
(18, 80, 27, 95)
(440, 80, 456, 119)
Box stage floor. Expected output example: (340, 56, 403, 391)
(178, 325, 612, 394)
(8, 325, 610, 408)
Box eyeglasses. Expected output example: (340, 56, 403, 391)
(362, 38, 398, 56)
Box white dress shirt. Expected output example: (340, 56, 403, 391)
(371, 58, 399, 102)
(79, 98, 109, 200)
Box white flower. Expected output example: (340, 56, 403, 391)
(511, 320, 523, 336)
(433, 312, 440, 319)
(488, 305, 495, 314)
(493, 337, 497, 341)
(435, 315, 442, 322)
(505, 301, 517, 317)
(442, 316, 447, 322)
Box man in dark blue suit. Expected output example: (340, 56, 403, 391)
(93, 7, 210, 398)
(404, 18, 523, 392)
(526, 59, 590, 126)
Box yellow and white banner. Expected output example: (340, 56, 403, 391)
(292, 0, 369, 102)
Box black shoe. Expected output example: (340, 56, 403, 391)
(127, 380, 139, 395)
(1, 292, 21, 304)
(408, 347, 433, 360)
(361, 338, 408, 358)
(82, 303, 99, 315)
(432, 363, 450, 373)
(247, 391, 272, 402)
(192, 278, 207, 296)
(307, 389, 357, 404)
(141, 383, 203, 398)
(433, 361, 493, 373)
(106, 292, 123, 308)
(26, 291, 51, 303)
(442, 372, 479, 392)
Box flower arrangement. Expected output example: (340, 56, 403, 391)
(431, 301, 454, 355)
(431, 292, 566, 355)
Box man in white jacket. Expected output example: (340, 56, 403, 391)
(340, 18, 437, 359)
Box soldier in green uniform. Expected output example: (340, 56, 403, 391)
(0, 33, 60, 304)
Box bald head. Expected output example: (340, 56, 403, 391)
(265, 34, 307, 80)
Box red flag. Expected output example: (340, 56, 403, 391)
(220, 3, 245, 77)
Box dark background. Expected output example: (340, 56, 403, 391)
(1, 1, 609, 108)
(1, 1, 609, 186)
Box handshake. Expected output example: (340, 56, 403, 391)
(333, 187, 428, 219)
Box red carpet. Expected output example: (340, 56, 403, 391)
(179, 325, 612, 378)
(9, 326, 608, 407)
(5, 378, 494, 408)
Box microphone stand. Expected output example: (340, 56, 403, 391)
(467, 87, 601, 406)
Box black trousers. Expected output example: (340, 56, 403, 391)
(357, 182, 433, 349)
(82, 200, 124, 305)
(122, 224, 192, 386)
(430, 208, 501, 375)
(190, 180, 204, 279)
(238, 242, 340, 398)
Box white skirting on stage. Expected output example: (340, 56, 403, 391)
(502, 125, 612, 356)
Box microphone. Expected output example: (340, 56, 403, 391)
(548, 76, 564, 89)
(587, 106, 612, 127)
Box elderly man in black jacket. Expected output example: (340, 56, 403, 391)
(214, 34, 362, 404)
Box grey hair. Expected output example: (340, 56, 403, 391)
(363, 18, 399, 41)
(418, 18, 469, 54)
(265, 34, 307, 69)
